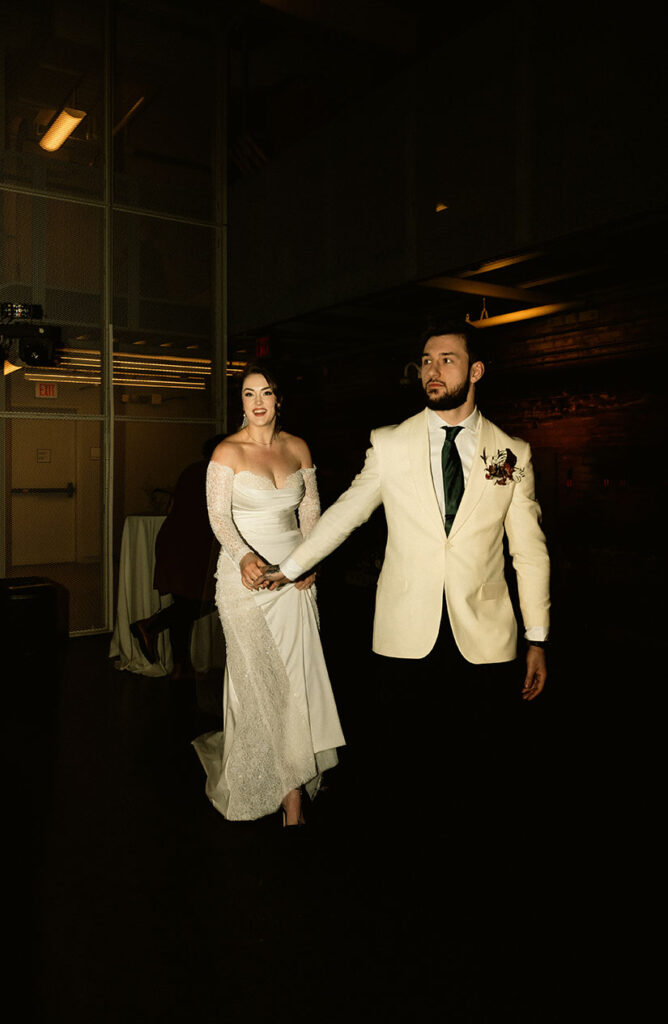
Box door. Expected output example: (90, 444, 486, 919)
(10, 417, 77, 565)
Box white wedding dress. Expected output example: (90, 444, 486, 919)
(192, 462, 345, 821)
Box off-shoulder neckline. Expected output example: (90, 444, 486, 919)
(208, 462, 315, 490)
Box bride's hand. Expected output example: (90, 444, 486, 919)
(294, 572, 316, 591)
(239, 552, 268, 590)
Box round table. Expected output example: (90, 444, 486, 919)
(109, 514, 225, 677)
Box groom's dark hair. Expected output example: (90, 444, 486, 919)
(420, 318, 486, 368)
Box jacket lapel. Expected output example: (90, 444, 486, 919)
(448, 414, 493, 538)
(408, 409, 444, 533)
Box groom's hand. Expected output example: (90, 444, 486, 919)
(522, 645, 547, 700)
(294, 572, 316, 591)
(260, 566, 288, 591)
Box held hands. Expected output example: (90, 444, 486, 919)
(257, 565, 317, 591)
(522, 644, 547, 701)
(239, 552, 270, 590)
(239, 558, 312, 592)
(259, 565, 289, 591)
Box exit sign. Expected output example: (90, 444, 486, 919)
(35, 382, 58, 398)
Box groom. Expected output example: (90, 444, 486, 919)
(263, 319, 550, 818)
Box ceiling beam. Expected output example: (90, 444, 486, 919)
(470, 302, 582, 328)
(458, 252, 544, 277)
(420, 275, 557, 305)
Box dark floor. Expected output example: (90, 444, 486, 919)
(8, 583, 603, 1023)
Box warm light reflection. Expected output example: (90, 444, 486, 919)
(460, 252, 544, 278)
(39, 108, 87, 151)
(469, 302, 580, 327)
(18, 348, 247, 387)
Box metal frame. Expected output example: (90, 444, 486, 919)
(0, 0, 228, 635)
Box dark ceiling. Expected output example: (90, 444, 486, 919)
(231, 210, 668, 370)
(222, 1, 668, 366)
(225, 0, 512, 178)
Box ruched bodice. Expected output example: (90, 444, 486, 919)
(231, 471, 303, 562)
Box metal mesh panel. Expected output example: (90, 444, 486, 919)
(0, 0, 105, 200)
(1, 194, 104, 414)
(112, 418, 217, 555)
(112, 211, 215, 419)
(4, 417, 104, 632)
(112, 3, 216, 219)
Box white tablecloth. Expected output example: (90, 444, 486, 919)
(109, 514, 225, 676)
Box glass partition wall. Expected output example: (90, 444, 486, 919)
(1, 0, 226, 633)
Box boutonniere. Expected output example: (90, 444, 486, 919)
(481, 447, 525, 485)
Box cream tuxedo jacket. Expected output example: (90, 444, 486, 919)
(292, 408, 550, 662)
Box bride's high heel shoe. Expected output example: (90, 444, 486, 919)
(281, 787, 306, 828)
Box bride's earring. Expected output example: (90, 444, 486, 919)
(241, 413, 249, 428)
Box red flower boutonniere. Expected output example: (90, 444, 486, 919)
(481, 447, 525, 485)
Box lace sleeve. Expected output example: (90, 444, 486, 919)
(297, 467, 321, 538)
(206, 462, 253, 565)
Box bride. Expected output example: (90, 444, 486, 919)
(192, 363, 345, 825)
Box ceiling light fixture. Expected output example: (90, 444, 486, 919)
(39, 108, 87, 152)
(469, 302, 581, 328)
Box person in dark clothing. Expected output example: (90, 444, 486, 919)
(131, 434, 224, 678)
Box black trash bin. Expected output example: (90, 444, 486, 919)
(1, 577, 68, 1023)
(0, 575, 69, 758)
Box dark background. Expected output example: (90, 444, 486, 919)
(3, 0, 663, 1019)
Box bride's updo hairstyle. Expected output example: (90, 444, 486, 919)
(240, 361, 283, 433)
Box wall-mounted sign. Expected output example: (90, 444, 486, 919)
(37, 449, 51, 464)
(35, 382, 58, 398)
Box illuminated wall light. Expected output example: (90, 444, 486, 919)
(112, 380, 205, 390)
(113, 361, 210, 371)
(435, 202, 448, 213)
(39, 108, 87, 152)
(113, 352, 211, 365)
(25, 347, 213, 388)
(113, 356, 211, 366)
(27, 373, 205, 390)
(31, 362, 211, 378)
(26, 374, 101, 384)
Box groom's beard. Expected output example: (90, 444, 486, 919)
(424, 378, 470, 411)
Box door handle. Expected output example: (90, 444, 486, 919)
(11, 482, 76, 497)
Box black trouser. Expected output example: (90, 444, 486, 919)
(373, 600, 524, 833)
(149, 595, 213, 665)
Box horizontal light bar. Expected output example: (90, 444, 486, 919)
(19, 347, 248, 388)
(25, 373, 207, 390)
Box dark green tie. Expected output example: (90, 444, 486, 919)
(441, 425, 464, 535)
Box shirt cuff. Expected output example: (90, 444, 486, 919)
(279, 556, 305, 581)
(524, 627, 549, 642)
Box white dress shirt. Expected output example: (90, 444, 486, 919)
(427, 406, 480, 517)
